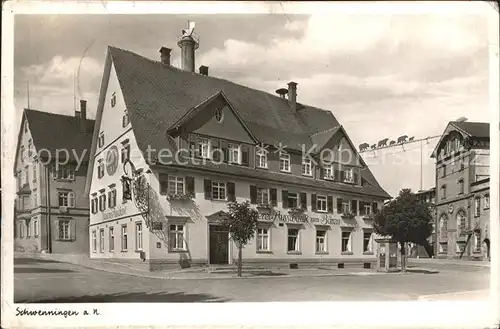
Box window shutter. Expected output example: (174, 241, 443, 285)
(372, 202, 378, 213)
(204, 179, 212, 199)
(241, 147, 249, 166)
(220, 141, 228, 163)
(334, 168, 341, 182)
(70, 219, 76, 241)
(189, 141, 197, 158)
(320, 167, 325, 179)
(351, 200, 358, 215)
(311, 194, 317, 212)
(337, 198, 343, 213)
(353, 170, 359, 185)
(270, 188, 277, 206)
(186, 176, 195, 195)
(53, 219, 60, 241)
(227, 182, 236, 202)
(69, 192, 75, 207)
(108, 192, 112, 208)
(300, 193, 307, 210)
(282, 190, 289, 208)
(327, 196, 334, 213)
(250, 185, 257, 204)
(359, 201, 366, 216)
(159, 174, 168, 194)
(212, 140, 221, 162)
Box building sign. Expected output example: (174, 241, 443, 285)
(106, 145, 119, 176)
(258, 212, 341, 226)
(103, 205, 126, 220)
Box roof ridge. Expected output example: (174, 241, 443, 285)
(108, 45, 334, 117)
(310, 125, 342, 137)
(25, 108, 96, 121)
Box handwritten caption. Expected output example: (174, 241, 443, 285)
(16, 307, 101, 318)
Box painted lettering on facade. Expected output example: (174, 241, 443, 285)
(258, 212, 341, 226)
(102, 206, 127, 220)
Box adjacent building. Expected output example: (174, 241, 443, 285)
(85, 25, 391, 271)
(412, 187, 436, 258)
(431, 121, 490, 260)
(13, 101, 94, 253)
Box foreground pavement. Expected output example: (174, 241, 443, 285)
(13, 256, 490, 303)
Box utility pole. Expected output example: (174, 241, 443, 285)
(420, 140, 423, 191)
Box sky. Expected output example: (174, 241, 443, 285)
(11, 8, 494, 197)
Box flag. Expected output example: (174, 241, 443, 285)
(188, 21, 195, 32)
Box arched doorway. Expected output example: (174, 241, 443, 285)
(483, 238, 490, 260)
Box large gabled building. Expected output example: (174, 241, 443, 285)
(85, 25, 390, 271)
(431, 120, 490, 260)
(13, 102, 94, 254)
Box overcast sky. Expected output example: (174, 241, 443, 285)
(12, 8, 493, 197)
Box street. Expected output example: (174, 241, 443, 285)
(14, 257, 490, 303)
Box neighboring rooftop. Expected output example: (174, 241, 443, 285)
(23, 109, 95, 162)
(452, 121, 490, 139)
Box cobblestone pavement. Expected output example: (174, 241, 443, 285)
(13, 257, 490, 303)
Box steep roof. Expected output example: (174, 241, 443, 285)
(103, 46, 390, 199)
(451, 121, 490, 138)
(24, 109, 95, 162)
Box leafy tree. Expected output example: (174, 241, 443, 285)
(222, 200, 259, 277)
(373, 189, 433, 272)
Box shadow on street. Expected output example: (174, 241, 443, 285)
(18, 291, 230, 303)
(14, 258, 63, 265)
(14, 267, 75, 274)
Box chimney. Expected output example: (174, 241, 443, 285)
(80, 100, 87, 133)
(199, 65, 209, 76)
(287, 81, 297, 111)
(177, 22, 199, 72)
(159, 47, 172, 65)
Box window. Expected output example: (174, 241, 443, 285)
(343, 168, 354, 183)
(24, 121, 28, 133)
(122, 109, 130, 127)
(341, 230, 352, 252)
(302, 157, 312, 176)
(91, 196, 98, 214)
(55, 165, 75, 180)
(24, 166, 29, 184)
(135, 222, 143, 251)
(257, 227, 270, 251)
(19, 221, 25, 238)
(257, 188, 269, 205)
(169, 224, 185, 250)
(214, 108, 224, 122)
(109, 227, 115, 252)
(168, 176, 185, 195)
(228, 144, 240, 164)
(97, 160, 104, 178)
(99, 229, 104, 253)
(32, 189, 38, 207)
(256, 147, 268, 168)
(121, 225, 128, 251)
(279, 152, 290, 172)
(98, 133, 105, 148)
(475, 197, 481, 217)
(26, 220, 31, 238)
(32, 163, 37, 182)
(484, 194, 490, 209)
(20, 146, 24, 162)
(474, 232, 481, 252)
(324, 164, 334, 180)
(457, 210, 467, 233)
(33, 219, 39, 237)
(287, 192, 298, 208)
(287, 228, 299, 252)
(99, 193, 107, 212)
(442, 165, 447, 177)
(108, 189, 117, 208)
(198, 138, 210, 158)
(316, 230, 327, 252)
(111, 92, 116, 107)
(121, 143, 130, 163)
(16, 172, 22, 190)
(364, 203, 372, 215)
(21, 195, 30, 210)
(59, 220, 71, 240)
(317, 195, 327, 212)
(440, 185, 446, 199)
(363, 231, 373, 253)
(212, 181, 226, 200)
(342, 200, 350, 214)
(92, 231, 97, 252)
(58, 191, 75, 207)
(439, 215, 448, 240)
(458, 179, 464, 194)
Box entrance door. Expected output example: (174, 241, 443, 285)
(209, 225, 229, 265)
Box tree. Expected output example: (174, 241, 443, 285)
(222, 200, 259, 277)
(373, 189, 433, 272)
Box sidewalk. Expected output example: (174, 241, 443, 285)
(408, 258, 490, 268)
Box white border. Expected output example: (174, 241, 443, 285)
(1, 1, 499, 328)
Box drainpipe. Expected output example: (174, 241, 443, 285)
(45, 164, 52, 253)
